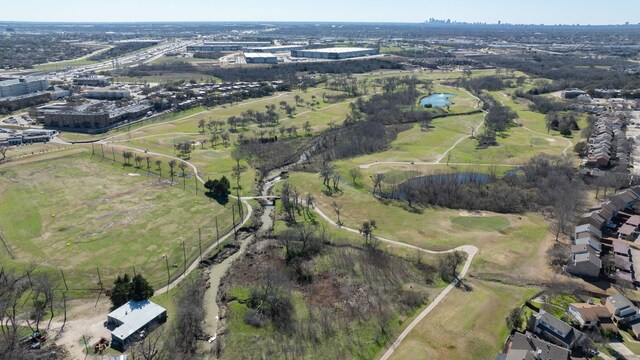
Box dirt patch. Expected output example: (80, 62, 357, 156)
(223, 239, 287, 288)
(299, 271, 343, 308)
(458, 210, 487, 217)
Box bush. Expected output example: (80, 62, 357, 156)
(248, 287, 295, 331)
(244, 309, 266, 328)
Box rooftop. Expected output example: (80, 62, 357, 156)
(108, 300, 166, 341)
(607, 294, 636, 312)
(569, 303, 611, 323)
(243, 52, 277, 58)
(505, 332, 570, 360)
(296, 47, 377, 53)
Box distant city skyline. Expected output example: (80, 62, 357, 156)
(2, 0, 639, 25)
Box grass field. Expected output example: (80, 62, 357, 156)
(0, 151, 237, 291)
(33, 58, 98, 71)
(447, 125, 569, 165)
(387, 279, 539, 360)
(334, 113, 484, 173)
(278, 172, 549, 277)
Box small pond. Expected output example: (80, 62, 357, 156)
(420, 93, 456, 108)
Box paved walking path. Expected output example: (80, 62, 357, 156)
(309, 203, 478, 360)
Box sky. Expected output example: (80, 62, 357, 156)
(2, 0, 639, 25)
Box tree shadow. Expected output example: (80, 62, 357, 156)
(205, 192, 229, 205)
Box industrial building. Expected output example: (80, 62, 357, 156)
(245, 45, 306, 53)
(85, 89, 131, 100)
(244, 52, 278, 64)
(0, 76, 48, 99)
(0, 92, 51, 112)
(187, 41, 271, 52)
(73, 75, 111, 87)
(36, 101, 152, 132)
(107, 300, 167, 351)
(291, 47, 379, 60)
(0, 128, 57, 146)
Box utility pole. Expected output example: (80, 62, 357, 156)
(232, 205, 237, 239)
(216, 216, 220, 247)
(96, 267, 103, 290)
(163, 255, 170, 293)
(198, 228, 202, 261)
(60, 269, 68, 291)
(182, 241, 187, 276)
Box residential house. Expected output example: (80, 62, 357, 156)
(619, 224, 637, 241)
(568, 247, 602, 278)
(496, 331, 570, 360)
(574, 236, 602, 254)
(578, 212, 607, 229)
(568, 302, 612, 329)
(627, 215, 640, 228)
(614, 241, 631, 257)
(574, 224, 603, 240)
(605, 294, 640, 326)
(533, 309, 585, 349)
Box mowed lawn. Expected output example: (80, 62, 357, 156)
(335, 113, 484, 171)
(0, 152, 235, 290)
(279, 172, 548, 277)
(448, 125, 568, 165)
(388, 279, 539, 360)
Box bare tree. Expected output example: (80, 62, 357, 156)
(0, 146, 7, 161)
(359, 220, 377, 248)
(332, 201, 343, 226)
(232, 166, 244, 189)
(349, 168, 362, 186)
(231, 148, 242, 168)
(198, 119, 206, 133)
(131, 325, 168, 360)
(331, 174, 341, 191)
(122, 151, 133, 166)
(303, 121, 312, 135)
(437, 251, 465, 281)
(178, 162, 187, 189)
(319, 163, 335, 189)
(372, 173, 385, 194)
(155, 159, 162, 179)
(168, 160, 177, 184)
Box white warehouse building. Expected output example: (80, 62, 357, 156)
(244, 52, 278, 64)
(187, 41, 272, 52)
(291, 47, 379, 60)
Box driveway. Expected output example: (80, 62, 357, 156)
(609, 342, 640, 360)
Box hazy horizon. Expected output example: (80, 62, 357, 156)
(2, 0, 639, 25)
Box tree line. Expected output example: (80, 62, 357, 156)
(381, 154, 585, 239)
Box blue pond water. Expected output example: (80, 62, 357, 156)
(420, 93, 456, 108)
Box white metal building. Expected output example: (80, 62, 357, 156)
(245, 45, 306, 53)
(244, 52, 278, 64)
(107, 300, 167, 351)
(291, 47, 379, 60)
(187, 41, 271, 52)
